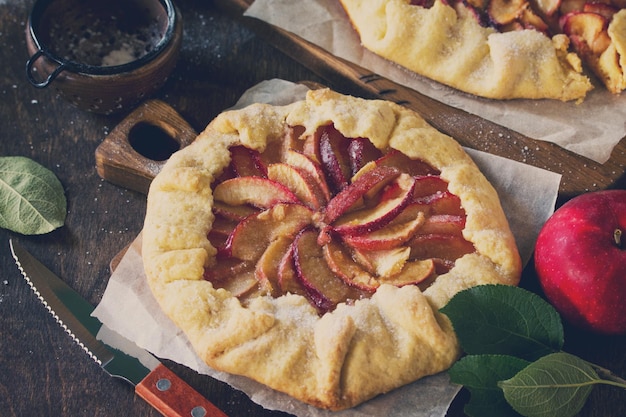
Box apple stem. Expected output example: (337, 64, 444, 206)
(615, 229, 623, 249)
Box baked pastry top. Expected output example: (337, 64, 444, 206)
(142, 89, 522, 410)
(339, 0, 626, 101)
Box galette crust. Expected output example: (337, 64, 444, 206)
(142, 89, 522, 410)
(338, 0, 594, 101)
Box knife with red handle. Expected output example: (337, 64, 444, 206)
(9, 239, 228, 417)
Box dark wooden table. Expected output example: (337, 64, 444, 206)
(1, 1, 624, 417)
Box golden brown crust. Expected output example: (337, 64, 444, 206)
(338, 0, 594, 101)
(142, 89, 522, 410)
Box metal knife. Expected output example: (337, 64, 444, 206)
(9, 239, 228, 417)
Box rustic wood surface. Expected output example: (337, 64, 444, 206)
(0, 1, 624, 417)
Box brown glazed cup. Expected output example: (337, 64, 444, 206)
(25, 0, 182, 115)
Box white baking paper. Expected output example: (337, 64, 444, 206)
(92, 79, 562, 417)
(245, 0, 626, 164)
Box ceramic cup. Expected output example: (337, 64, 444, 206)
(25, 0, 182, 115)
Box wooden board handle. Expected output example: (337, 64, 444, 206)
(95, 99, 198, 194)
(136, 363, 229, 417)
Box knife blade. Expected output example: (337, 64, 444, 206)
(9, 239, 228, 417)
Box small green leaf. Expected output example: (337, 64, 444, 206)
(0, 156, 67, 235)
(449, 354, 530, 417)
(499, 352, 599, 417)
(440, 284, 563, 361)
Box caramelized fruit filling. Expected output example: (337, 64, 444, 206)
(204, 124, 475, 313)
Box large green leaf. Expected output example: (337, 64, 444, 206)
(449, 354, 529, 417)
(0, 156, 67, 235)
(499, 352, 599, 417)
(440, 284, 563, 361)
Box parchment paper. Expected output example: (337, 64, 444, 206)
(92, 79, 562, 417)
(244, 0, 626, 164)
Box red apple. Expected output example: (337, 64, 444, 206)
(534, 190, 626, 335)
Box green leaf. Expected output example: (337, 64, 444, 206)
(0, 156, 67, 235)
(499, 352, 599, 417)
(440, 284, 563, 361)
(449, 354, 530, 417)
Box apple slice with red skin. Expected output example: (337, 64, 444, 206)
(213, 201, 259, 222)
(255, 236, 294, 297)
(208, 215, 239, 254)
(277, 242, 309, 297)
(332, 173, 416, 236)
(225, 203, 313, 261)
(341, 212, 426, 251)
(488, 0, 526, 25)
(210, 215, 238, 238)
(322, 240, 379, 291)
(559, 0, 586, 14)
(267, 162, 327, 210)
(375, 150, 440, 176)
(519, 4, 550, 33)
(419, 214, 466, 236)
(466, 0, 488, 9)
(229, 145, 267, 178)
(408, 234, 475, 262)
(379, 259, 436, 287)
(347, 137, 383, 176)
(293, 228, 356, 312)
(583, 2, 617, 19)
(204, 258, 253, 282)
(213, 177, 300, 209)
(387, 201, 432, 225)
(208, 230, 230, 255)
(322, 166, 401, 224)
(217, 270, 259, 298)
(415, 190, 465, 216)
(318, 125, 352, 193)
(560, 11, 610, 55)
(302, 130, 322, 164)
(412, 175, 450, 198)
(214, 158, 238, 184)
(283, 149, 332, 201)
(531, 0, 561, 17)
(353, 246, 411, 278)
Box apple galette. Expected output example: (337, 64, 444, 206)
(339, 0, 626, 101)
(141, 89, 522, 410)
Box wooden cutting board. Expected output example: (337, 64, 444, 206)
(213, 0, 626, 203)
